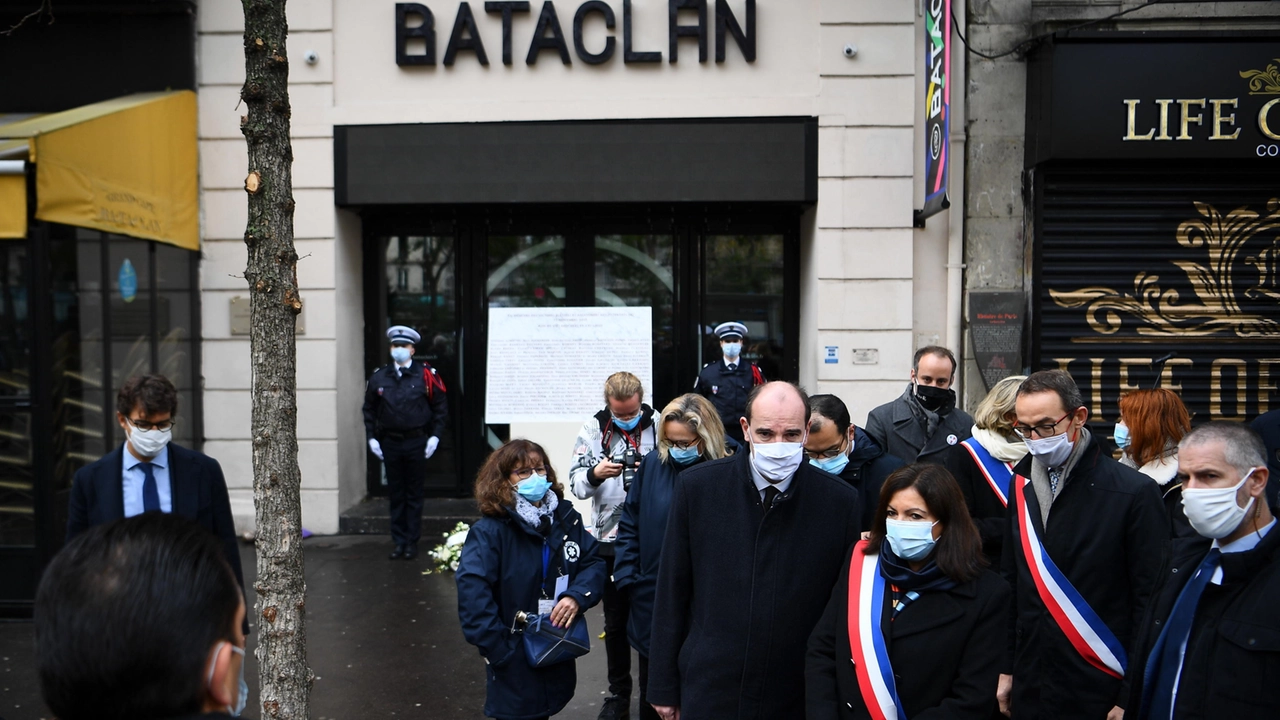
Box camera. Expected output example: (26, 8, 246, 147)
(843, 43, 858, 58)
(612, 446, 641, 491)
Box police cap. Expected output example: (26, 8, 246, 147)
(714, 321, 748, 341)
(386, 325, 421, 345)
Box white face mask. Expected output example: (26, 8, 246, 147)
(750, 439, 806, 483)
(1182, 468, 1257, 540)
(128, 425, 172, 457)
(1023, 430, 1074, 469)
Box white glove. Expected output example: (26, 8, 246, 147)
(368, 438, 383, 460)
(425, 436, 440, 459)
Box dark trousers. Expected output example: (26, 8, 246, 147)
(381, 435, 427, 546)
(601, 552, 633, 699)
(637, 655, 660, 720)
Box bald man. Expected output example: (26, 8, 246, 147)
(647, 382, 862, 720)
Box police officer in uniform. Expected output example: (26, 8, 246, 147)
(363, 325, 449, 560)
(694, 321, 765, 445)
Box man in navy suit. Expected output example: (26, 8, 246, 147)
(66, 374, 245, 595)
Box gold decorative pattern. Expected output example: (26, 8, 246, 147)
(1050, 199, 1280, 339)
(1240, 59, 1280, 95)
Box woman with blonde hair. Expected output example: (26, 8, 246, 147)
(1116, 388, 1194, 538)
(944, 374, 1028, 563)
(456, 438, 605, 720)
(614, 393, 733, 720)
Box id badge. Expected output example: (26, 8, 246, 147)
(538, 598, 556, 615)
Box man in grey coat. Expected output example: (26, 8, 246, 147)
(866, 345, 974, 466)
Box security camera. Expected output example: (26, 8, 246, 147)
(843, 44, 858, 58)
(304, 49, 319, 65)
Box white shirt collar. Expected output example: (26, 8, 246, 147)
(748, 450, 794, 496)
(1214, 517, 1277, 554)
(723, 357, 741, 369)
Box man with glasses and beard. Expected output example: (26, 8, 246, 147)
(867, 345, 974, 466)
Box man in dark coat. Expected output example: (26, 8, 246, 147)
(647, 382, 862, 720)
(806, 393, 905, 531)
(694, 321, 766, 445)
(866, 345, 974, 466)
(1248, 407, 1280, 506)
(67, 374, 244, 599)
(999, 370, 1168, 720)
(1126, 421, 1279, 719)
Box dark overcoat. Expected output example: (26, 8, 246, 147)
(944, 441, 1013, 565)
(839, 427, 906, 532)
(865, 386, 974, 466)
(806, 546, 1011, 720)
(456, 498, 605, 720)
(1001, 436, 1169, 719)
(646, 452, 861, 719)
(1125, 519, 1280, 719)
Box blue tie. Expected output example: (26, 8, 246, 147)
(1142, 548, 1222, 720)
(140, 462, 160, 513)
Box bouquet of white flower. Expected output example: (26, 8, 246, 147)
(423, 521, 470, 574)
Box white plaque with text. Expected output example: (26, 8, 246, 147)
(485, 307, 653, 423)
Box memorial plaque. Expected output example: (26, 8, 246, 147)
(970, 292, 1024, 391)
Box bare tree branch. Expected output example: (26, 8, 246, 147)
(2, 0, 53, 36)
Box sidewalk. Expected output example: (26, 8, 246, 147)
(0, 535, 638, 720)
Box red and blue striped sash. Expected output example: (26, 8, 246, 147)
(960, 438, 1014, 507)
(846, 541, 907, 720)
(1013, 475, 1128, 679)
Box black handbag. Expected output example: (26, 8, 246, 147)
(516, 610, 591, 668)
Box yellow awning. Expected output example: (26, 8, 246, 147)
(0, 174, 24, 239)
(0, 91, 198, 251)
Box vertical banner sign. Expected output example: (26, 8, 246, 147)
(918, 0, 951, 223)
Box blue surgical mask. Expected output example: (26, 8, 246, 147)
(809, 453, 850, 475)
(390, 346, 412, 364)
(722, 342, 742, 359)
(884, 519, 938, 561)
(1113, 422, 1130, 450)
(613, 414, 641, 432)
(670, 445, 701, 465)
(515, 474, 551, 503)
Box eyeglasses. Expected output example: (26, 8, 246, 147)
(126, 417, 176, 432)
(669, 439, 700, 450)
(1012, 411, 1072, 440)
(806, 443, 846, 460)
(510, 466, 548, 480)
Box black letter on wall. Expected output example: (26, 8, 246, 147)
(526, 2, 571, 64)
(395, 3, 436, 66)
(623, 0, 662, 63)
(444, 2, 490, 66)
(573, 1, 616, 65)
(669, 0, 707, 63)
(715, 0, 754, 62)
(485, 2, 531, 66)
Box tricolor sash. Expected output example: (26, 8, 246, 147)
(846, 541, 906, 720)
(960, 438, 1014, 507)
(1013, 475, 1128, 679)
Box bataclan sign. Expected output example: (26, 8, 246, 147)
(394, 0, 755, 67)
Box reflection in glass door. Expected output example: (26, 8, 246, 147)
(594, 235, 676, 405)
(0, 241, 32, 548)
(702, 235, 787, 381)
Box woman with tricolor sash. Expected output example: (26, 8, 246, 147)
(806, 464, 1010, 720)
(946, 376, 1028, 564)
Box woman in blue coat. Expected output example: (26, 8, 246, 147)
(457, 438, 606, 720)
(613, 393, 734, 720)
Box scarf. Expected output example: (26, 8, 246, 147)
(878, 543, 958, 593)
(1120, 443, 1179, 486)
(970, 425, 1029, 464)
(511, 491, 559, 534)
(1030, 426, 1091, 522)
(903, 384, 948, 438)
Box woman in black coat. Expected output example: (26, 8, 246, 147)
(613, 393, 732, 720)
(806, 463, 1010, 720)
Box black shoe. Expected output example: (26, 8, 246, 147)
(389, 545, 405, 560)
(597, 696, 630, 720)
(403, 544, 419, 560)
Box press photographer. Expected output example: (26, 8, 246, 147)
(569, 371, 657, 720)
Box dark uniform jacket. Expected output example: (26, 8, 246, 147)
(945, 441, 1014, 564)
(806, 547, 1011, 720)
(838, 427, 906, 532)
(694, 359, 763, 443)
(1125, 519, 1280, 720)
(1001, 436, 1169, 719)
(866, 385, 974, 466)
(1249, 409, 1280, 506)
(362, 360, 448, 440)
(456, 498, 606, 720)
(646, 452, 862, 719)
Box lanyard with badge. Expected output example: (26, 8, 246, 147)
(538, 543, 569, 615)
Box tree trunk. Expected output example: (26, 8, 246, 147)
(240, 0, 310, 718)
